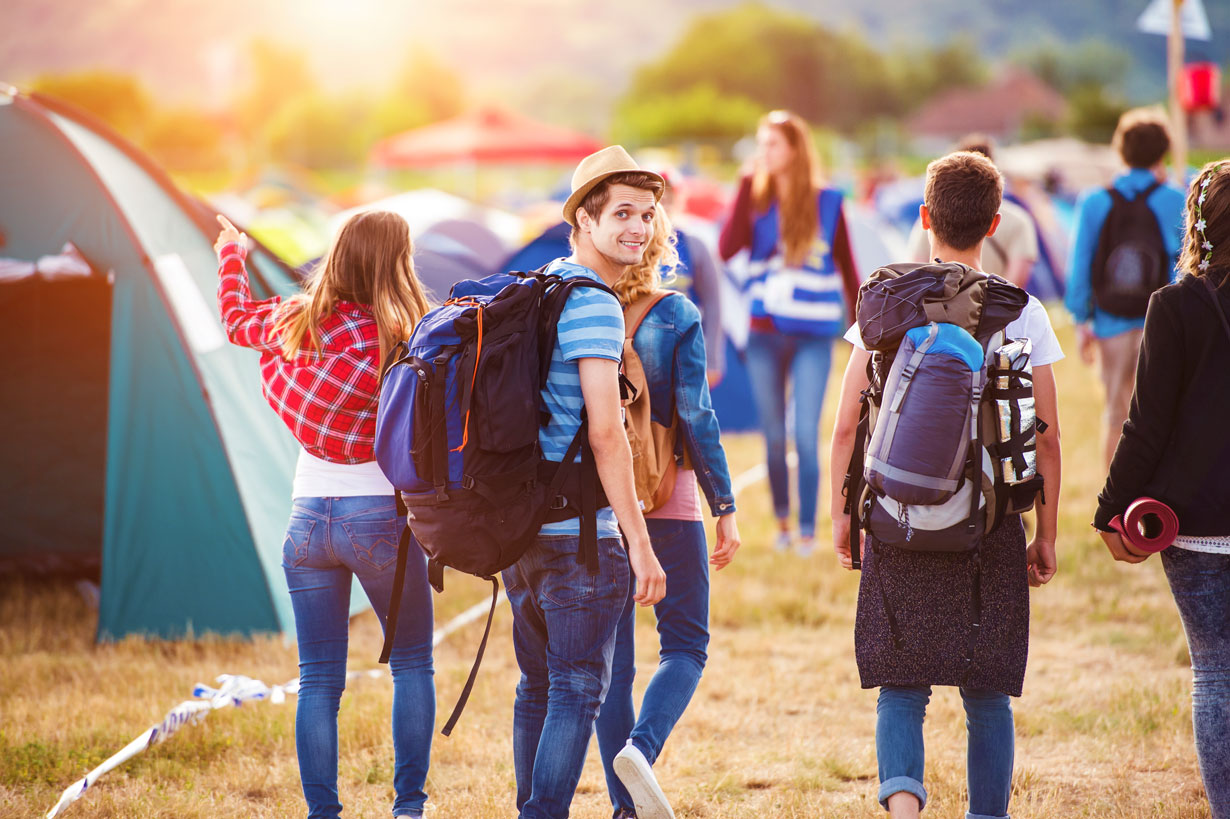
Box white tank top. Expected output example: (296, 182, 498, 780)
(292, 449, 394, 499)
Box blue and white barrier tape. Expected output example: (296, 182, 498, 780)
(46, 456, 772, 816)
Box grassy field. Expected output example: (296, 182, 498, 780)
(0, 320, 1212, 818)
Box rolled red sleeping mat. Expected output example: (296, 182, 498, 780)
(1109, 497, 1180, 557)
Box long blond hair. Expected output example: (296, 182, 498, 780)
(272, 210, 431, 374)
(752, 110, 822, 267)
(613, 208, 679, 307)
(1179, 160, 1230, 282)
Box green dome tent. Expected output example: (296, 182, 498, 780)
(0, 85, 349, 639)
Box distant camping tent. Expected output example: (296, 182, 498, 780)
(0, 86, 312, 640)
(370, 106, 603, 168)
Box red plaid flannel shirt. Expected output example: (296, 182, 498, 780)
(217, 243, 381, 464)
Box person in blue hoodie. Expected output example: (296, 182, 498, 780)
(1064, 107, 1186, 470)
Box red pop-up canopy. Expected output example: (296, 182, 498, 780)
(371, 106, 603, 168)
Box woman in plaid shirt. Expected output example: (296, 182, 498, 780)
(215, 211, 433, 819)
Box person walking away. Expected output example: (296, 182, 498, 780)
(718, 110, 860, 556)
(215, 211, 434, 819)
(1065, 107, 1185, 471)
(592, 212, 742, 818)
(905, 134, 1038, 289)
(829, 151, 1064, 819)
(1094, 160, 1230, 819)
(503, 146, 667, 819)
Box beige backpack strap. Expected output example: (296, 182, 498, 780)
(623, 290, 675, 339)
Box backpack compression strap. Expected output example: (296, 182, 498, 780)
(439, 574, 500, 737)
(843, 392, 870, 570)
(379, 493, 416, 664)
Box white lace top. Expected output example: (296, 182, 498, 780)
(1171, 535, 1230, 555)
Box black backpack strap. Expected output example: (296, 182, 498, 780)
(440, 575, 500, 737)
(843, 391, 871, 570)
(579, 424, 599, 575)
(379, 493, 416, 664)
(872, 540, 905, 650)
(962, 548, 983, 684)
(429, 354, 451, 501)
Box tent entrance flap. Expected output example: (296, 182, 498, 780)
(0, 273, 111, 576)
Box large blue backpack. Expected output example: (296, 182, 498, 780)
(375, 268, 618, 734)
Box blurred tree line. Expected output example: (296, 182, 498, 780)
(614, 2, 1142, 152)
(31, 40, 465, 175)
(28, 3, 1183, 174)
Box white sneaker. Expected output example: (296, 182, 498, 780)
(613, 743, 675, 819)
(796, 535, 816, 557)
(774, 531, 793, 552)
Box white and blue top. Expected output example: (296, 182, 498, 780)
(538, 258, 625, 539)
(745, 188, 847, 337)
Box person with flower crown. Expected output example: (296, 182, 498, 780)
(1093, 159, 1230, 819)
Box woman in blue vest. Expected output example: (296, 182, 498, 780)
(719, 110, 860, 555)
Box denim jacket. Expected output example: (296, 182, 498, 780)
(631, 292, 736, 516)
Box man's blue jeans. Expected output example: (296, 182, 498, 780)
(595, 519, 710, 816)
(876, 685, 1014, 819)
(502, 535, 629, 819)
(282, 495, 435, 819)
(1162, 547, 1230, 819)
(744, 329, 835, 537)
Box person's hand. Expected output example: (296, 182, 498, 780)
(214, 214, 246, 259)
(627, 538, 666, 606)
(1100, 529, 1150, 564)
(1026, 537, 1057, 586)
(707, 369, 723, 390)
(711, 512, 741, 570)
(1077, 325, 1096, 366)
(832, 511, 860, 570)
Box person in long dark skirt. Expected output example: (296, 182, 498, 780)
(828, 152, 1064, 819)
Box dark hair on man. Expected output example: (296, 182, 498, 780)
(569, 171, 664, 245)
(955, 133, 996, 161)
(924, 151, 1004, 252)
(1112, 107, 1171, 169)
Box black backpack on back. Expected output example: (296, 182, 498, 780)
(374, 269, 621, 735)
(1091, 181, 1170, 318)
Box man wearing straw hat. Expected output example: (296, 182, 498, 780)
(503, 146, 668, 818)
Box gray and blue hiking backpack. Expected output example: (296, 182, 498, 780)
(844, 262, 1043, 561)
(842, 261, 1046, 667)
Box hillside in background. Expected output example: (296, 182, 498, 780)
(2, 0, 1227, 120)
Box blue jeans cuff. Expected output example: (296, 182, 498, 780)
(967, 813, 1009, 819)
(879, 775, 926, 811)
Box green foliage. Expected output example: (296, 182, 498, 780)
(888, 35, 989, 110)
(31, 70, 153, 144)
(233, 39, 318, 144)
(614, 84, 762, 146)
(144, 108, 227, 173)
(1066, 83, 1129, 143)
(625, 2, 902, 133)
(1012, 37, 1132, 96)
(264, 93, 366, 169)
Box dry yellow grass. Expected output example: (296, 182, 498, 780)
(0, 320, 1212, 818)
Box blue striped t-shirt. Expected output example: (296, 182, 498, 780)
(538, 258, 625, 538)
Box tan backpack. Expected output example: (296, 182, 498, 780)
(622, 291, 679, 514)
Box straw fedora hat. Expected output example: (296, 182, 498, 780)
(562, 146, 664, 227)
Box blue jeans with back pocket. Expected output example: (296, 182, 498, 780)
(501, 534, 629, 819)
(282, 495, 435, 819)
